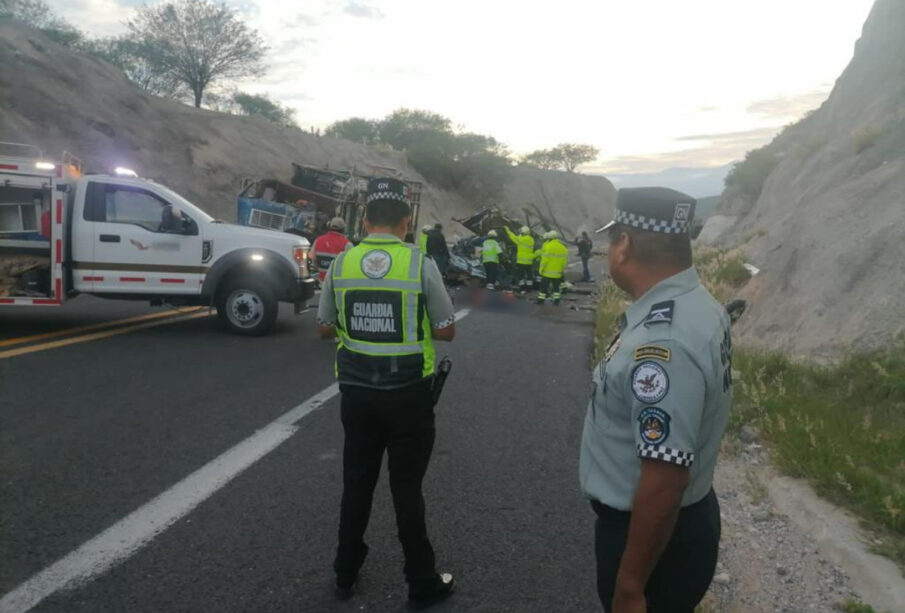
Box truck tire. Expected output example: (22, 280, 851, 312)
(216, 276, 278, 336)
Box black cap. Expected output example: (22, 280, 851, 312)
(597, 187, 696, 235)
(366, 177, 410, 206)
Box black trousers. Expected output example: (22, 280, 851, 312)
(516, 263, 533, 287)
(594, 489, 720, 613)
(484, 261, 499, 285)
(538, 276, 563, 299)
(334, 382, 437, 588)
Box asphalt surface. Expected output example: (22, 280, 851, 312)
(1, 291, 601, 612)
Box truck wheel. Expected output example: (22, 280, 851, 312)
(216, 276, 278, 336)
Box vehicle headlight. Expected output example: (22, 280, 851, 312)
(293, 246, 309, 276)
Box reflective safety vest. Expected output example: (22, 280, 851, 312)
(481, 238, 502, 264)
(539, 239, 569, 279)
(504, 227, 536, 265)
(312, 231, 351, 282)
(419, 231, 429, 254)
(330, 237, 435, 389)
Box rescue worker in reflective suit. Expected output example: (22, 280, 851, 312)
(317, 177, 457, 609)
(419, 224, 432, 253)
(504, 225, 536, 293)
(536, 230, 568, 305)
(481, 230, 502, 290)
(580, 187, 731, 613)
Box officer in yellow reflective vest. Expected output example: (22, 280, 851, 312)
(419, 224, 432, 253)
(536, 230, 569, 305)
(481, 229, 502, 289)
(317, 177, 457, 608)
(504, 225, 536, 293)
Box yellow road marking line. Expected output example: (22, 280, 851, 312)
(0, 311, 212, 360)
(0, 308, 203, 349)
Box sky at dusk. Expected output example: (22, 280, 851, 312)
(48, 0, 876, 174)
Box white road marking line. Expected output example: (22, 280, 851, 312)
(0, 308, 472, 613)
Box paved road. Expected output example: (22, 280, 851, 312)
(1, 293, 601, 612)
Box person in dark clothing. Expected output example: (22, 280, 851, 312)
(577, 231, 593, 282)
(426, 223, 450, 277)
(317, 178, 457, 609)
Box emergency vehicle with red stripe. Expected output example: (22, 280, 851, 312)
(0, 143, 315, 335)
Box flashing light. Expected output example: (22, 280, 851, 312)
(35, 161, 55, 170)
(115, 167, 138, 178)
(251, 253, 264, 262)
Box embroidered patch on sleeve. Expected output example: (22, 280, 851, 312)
(637, 407, 670, 445)
(643, 300, 674, 326)
(631, 361, 669, 404)
(633, 345, 670, 362)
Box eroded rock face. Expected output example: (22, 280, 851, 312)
(719, 0, 905, 357)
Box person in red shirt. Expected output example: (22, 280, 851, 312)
(312, 217, 352, 283)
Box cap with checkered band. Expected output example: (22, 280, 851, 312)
(366, 177, 410, 206)
(596, 187, 696, 235)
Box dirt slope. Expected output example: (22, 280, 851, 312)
(718, 0, 905, 357)
(0, 23, 615, 238)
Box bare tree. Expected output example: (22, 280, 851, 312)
(127, 0, 266, 108)
(88, 37, 186, 98)
(521, 149, 563, 170)
(555, 143, 599, 172)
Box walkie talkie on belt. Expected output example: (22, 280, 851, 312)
(430, 357, 453, 407)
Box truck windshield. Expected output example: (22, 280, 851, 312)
(153, 183, 215, 223)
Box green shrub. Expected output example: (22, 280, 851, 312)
(840, 599, 891, 613)
(714, 255, 751, 288)
(724, 147, 780, 198)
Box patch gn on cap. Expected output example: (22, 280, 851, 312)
(366, 177, 410, 206)
(595, 187, 696, 235)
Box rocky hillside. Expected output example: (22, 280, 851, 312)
(713, 0, 905, 357)
(0, 23, 615, 239)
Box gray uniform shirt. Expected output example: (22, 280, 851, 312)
(316, 233, 455, 330)
(579, 267, 732, 510)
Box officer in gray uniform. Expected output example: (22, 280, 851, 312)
(580, 187, 732, 613)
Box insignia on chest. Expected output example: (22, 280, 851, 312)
(631, 361, 669, 404)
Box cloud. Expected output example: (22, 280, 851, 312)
(592, 126, 783, 174)
(343, 1, 384, 19)
(745, 89, 829, 120)
(676, 126, 783, 144)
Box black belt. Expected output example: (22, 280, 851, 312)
(591, 488, 715, 520)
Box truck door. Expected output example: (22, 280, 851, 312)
(81, 180, 204, 294)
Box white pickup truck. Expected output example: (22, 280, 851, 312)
(0, 144, 315, 335)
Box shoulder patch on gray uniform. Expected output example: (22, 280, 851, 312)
(643, 300, 674, 326)
(633, 345, 670, 362)
(638, 407, 670, 445)
(632, 361, 669, 404)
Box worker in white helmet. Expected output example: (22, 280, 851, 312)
(536, 230, 568, 305)
(481, 230, 503, 290)
(419, 224, 432, 253)
(504, 225, 536, 293)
